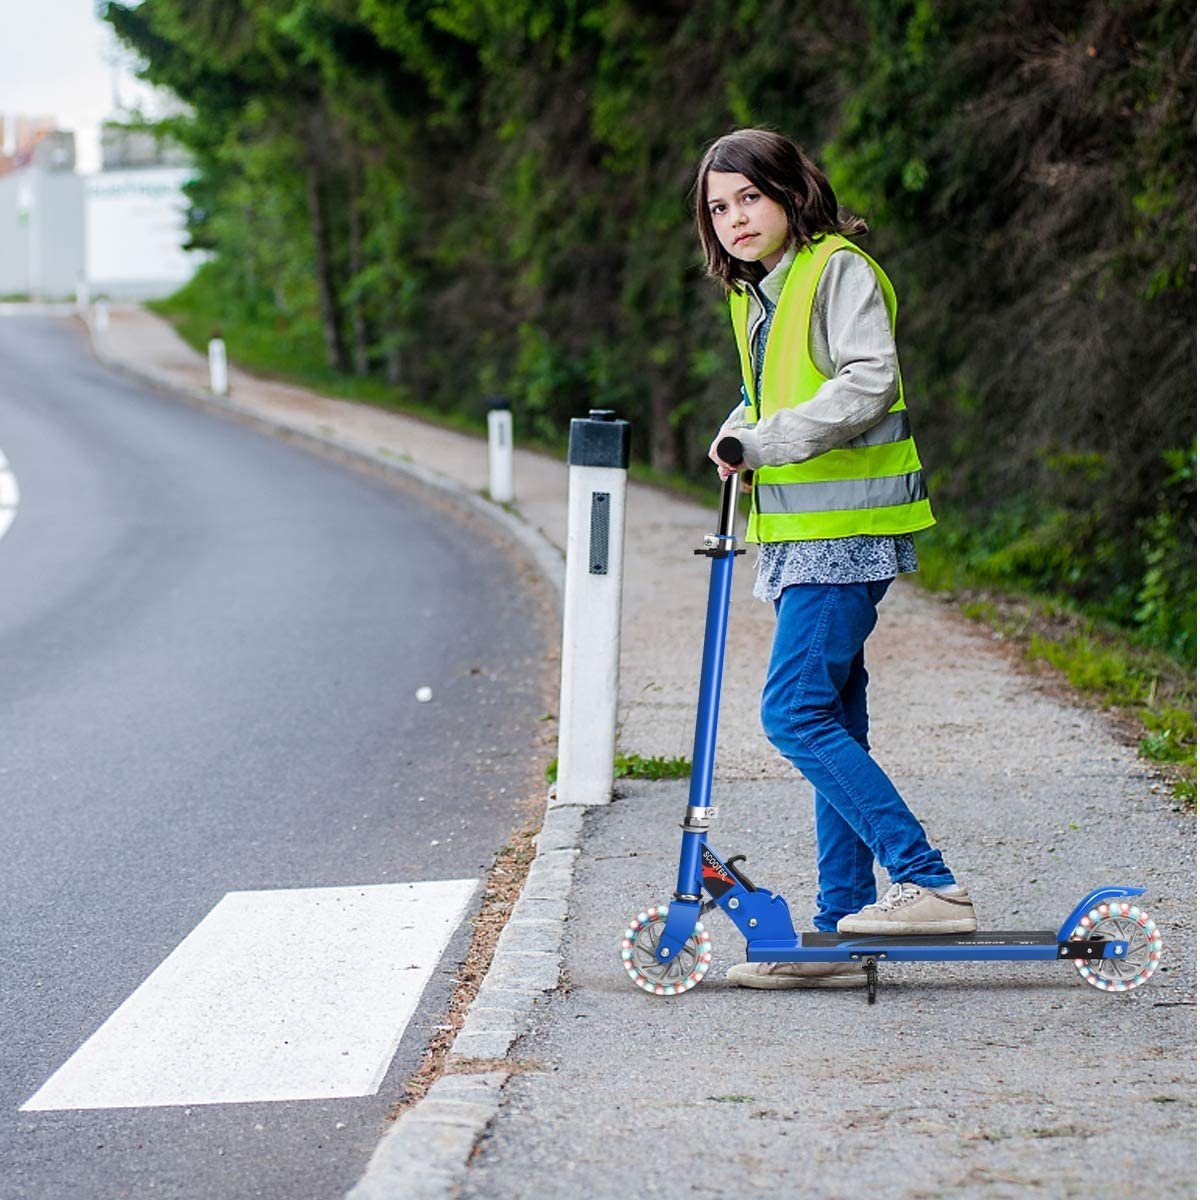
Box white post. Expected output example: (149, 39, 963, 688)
(94, 300, 109, 332)
(487, 402, 514, 504)
(554, 409, 630, 807)
(208, 337, 229, 397)
(74, 279, 89, 311)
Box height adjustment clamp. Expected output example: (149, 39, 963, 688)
(694, 534, 745, 559)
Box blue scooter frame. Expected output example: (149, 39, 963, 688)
(621, 444, 1164, 1002)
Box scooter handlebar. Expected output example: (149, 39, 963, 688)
(715, 438, 743, 538)
(716, 435, 744, 466)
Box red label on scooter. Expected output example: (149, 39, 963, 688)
(701, 845, 736, 898)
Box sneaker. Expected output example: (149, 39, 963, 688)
(836, 882, 978, 936)
(726, 960, 867, 989)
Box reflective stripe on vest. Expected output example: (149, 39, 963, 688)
(757, 469, 928, 515)
(728, 233, 935, 543)
(846, 409, 911, 449)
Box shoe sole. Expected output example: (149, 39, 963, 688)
(728, 973, 868, 990)
(835, 919, 979, 936)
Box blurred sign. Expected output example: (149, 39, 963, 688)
(85, 167, 202, 298)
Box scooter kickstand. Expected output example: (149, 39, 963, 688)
(861, 957, 878, 1005)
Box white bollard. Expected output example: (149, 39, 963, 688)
(487, 401, 514, 504)
(75, 279, 90, 311)
(208, 337, 229, 396)
(94, 300, 109, 332)
(554, 409, 631, 807)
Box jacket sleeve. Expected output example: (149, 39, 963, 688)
(714, 390, 750, 443)
(734, 251, 899, 470)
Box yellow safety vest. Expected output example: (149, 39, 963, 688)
(729, 233, 935, 543)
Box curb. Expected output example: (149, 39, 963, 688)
(346, 805, 588, 1200)
(79, 312, 592, 1199)
(345, 1072, 509, 1200)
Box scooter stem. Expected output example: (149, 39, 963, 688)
(685, 469, 740, 811)
(716, 466, 739, 540)
(672, 464, 742, 903)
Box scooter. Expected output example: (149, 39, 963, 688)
(620, 437, 1164, 1003)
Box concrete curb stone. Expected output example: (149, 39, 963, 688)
(349, 800, 590, 1198)
(348, 801, 588, 1199)
(345, 1073, 509, 1200)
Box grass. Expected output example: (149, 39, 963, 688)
(151, 285, 514, 444)
(614, 753, 692, 780)
(545, 753, 691, 785)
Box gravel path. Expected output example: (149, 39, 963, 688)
(461, 583, 1195, 1200)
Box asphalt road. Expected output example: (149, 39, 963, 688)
(0, 316, 553, 1199)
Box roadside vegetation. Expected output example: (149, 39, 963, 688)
(149, 269, 488, 439)
(918, 519, 1195, 806)
(545, 754, 692, 785)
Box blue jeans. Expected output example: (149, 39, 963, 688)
(761, 579, 955, 932)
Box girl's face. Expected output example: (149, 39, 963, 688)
(705, 170, 791, 272)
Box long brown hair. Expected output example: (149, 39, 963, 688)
(693, 128, 868, 293)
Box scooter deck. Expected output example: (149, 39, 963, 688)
(745, 929, 1101, 964)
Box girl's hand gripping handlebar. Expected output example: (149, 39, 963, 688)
(713, 435, 753, 498)
(715, 436, 744, 471)
(710, 437, 744, 541)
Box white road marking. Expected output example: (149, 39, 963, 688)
(21, 879, 478, 1112)
(0, 445, 17, 542)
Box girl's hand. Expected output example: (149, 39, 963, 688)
(708, 437, 752, 491)
(708, 433, 743, 479)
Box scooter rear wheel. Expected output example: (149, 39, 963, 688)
(620, 904, 712, 996)
(1070, 900, 1163, 992)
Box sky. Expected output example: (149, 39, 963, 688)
(0, 0, 171, 173)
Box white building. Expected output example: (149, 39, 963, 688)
(85, 165, 198, 299)
(0, 132, 85, 300)
(0, 122, 203, 301)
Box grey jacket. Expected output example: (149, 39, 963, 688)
(718, 245, 901, 470)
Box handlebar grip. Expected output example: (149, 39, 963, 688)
(716, 435, 744, 465)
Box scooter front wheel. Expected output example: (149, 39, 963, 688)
(620, 904, 712, 996)
(1071, 900, 1163, 992)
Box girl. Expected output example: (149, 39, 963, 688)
(696, 128, 975, 990)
